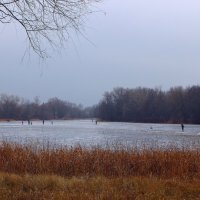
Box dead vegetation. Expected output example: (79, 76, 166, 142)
(1, 141, 200, 199)
(0, 142, 200, 179)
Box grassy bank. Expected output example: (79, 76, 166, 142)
(1, 142, 200, 199)
(1, 173, 200, 200)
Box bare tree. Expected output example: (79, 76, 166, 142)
(0, 0, 100, 58)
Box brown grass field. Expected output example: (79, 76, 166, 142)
(0, 142, 200, 199)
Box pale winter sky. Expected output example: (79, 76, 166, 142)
(0, 0, 200, 106)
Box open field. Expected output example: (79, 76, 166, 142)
(1, 142, 200, 199)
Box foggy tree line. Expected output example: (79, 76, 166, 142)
(96, 86, 200, 124)
(1, 85, 200, 124)
(0, 95, 86, 120)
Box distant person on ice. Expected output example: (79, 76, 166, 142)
(181, 123, 184, 132)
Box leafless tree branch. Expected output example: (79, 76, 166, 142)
(0, 0, 101, 58)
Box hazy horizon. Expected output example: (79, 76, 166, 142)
(1, 0, 200, 106)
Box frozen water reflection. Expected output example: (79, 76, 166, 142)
(0, 120, 200, 149)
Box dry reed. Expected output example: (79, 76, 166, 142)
(0, 141, 200, 179)
(1, 173, 200, 200)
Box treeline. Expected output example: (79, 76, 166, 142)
(0, 95, 88, 120)
(1, 85, 200, 123)
(96, 86, 200, 124)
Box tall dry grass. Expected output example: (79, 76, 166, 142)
(1, 173, 200, 200)
(0, 141, 200, 179)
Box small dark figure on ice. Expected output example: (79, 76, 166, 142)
(181, 123, 184, 132)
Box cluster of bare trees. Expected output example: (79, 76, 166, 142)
(96, 86, 200, 124)
(1, 85, 200, 123)
(0, 95, 85, 120)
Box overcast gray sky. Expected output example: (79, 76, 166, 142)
(0, 0, 200, 106)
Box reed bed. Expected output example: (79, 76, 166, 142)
(0, 141, 200, 179)
(1, 173, 200, 200)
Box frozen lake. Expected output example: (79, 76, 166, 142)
(0, 120, 200, 149)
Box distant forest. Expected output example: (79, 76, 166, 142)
(0, 85, 200, 124)
(0, 96, 88, 120)
(97, 86, 200, 124)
